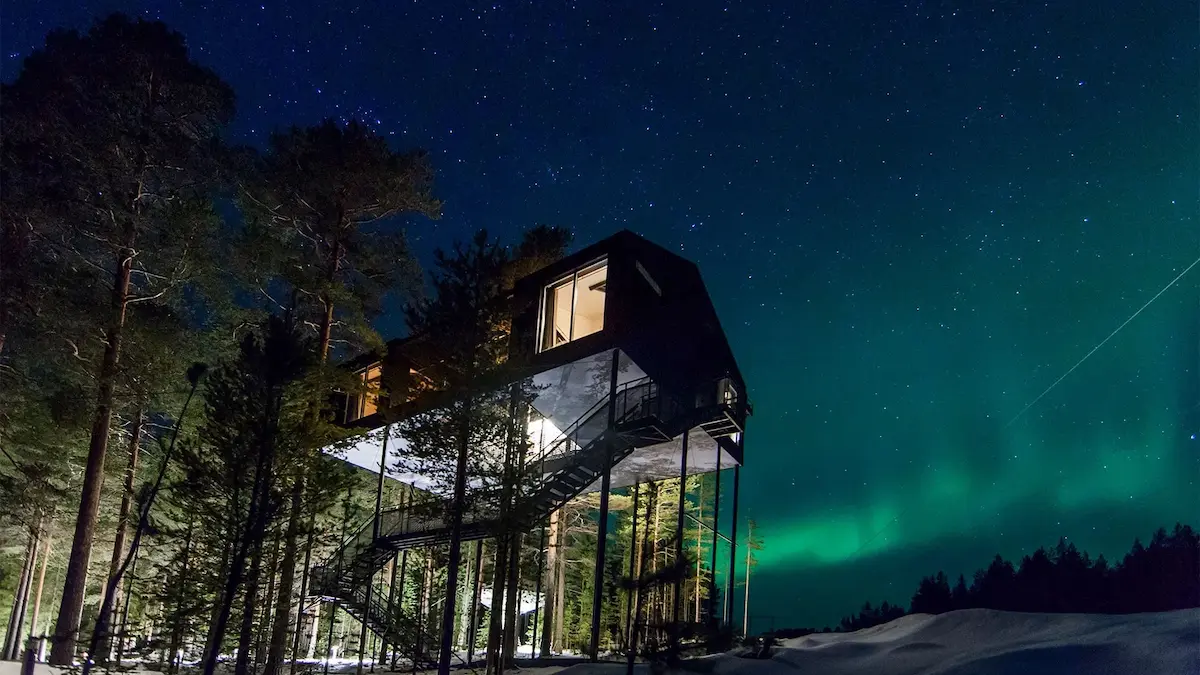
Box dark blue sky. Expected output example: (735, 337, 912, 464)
(5, 0, 1197, 628)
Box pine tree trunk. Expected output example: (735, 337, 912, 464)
(269, 249, 338, 672)
(633, 485, 656, 659)
(500, 534, 521, 668)
(539, 510, 559, 657)
(28, 533, 51, 646)
(256, 529, 283, 671)
(289, 511, 317, 675)
(456, 543, 473, 649)
(467, 543, 483, 664)
(305, 602, 320, 660)
(50, 237, 134, 666)
(421, 552, 434, 632)
(742, 522, 752, 635)
(203, 460, 270, 675)
(202, 533, 234, 667)
(265, 479, 305, 675)
(100, 412, 142, 658)
(552, 528, 565, 653)
(234, 538, 265, 675)
(438, 405, 473, 674)
(167, 523, 194, 675)
(3, 529, 38, 659)
(483, 535, 508, 675)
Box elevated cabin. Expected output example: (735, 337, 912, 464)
(332, 230, 748, 492)
(314, 230, 750, 659)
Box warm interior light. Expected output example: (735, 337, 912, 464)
(540, 259, 607, 351)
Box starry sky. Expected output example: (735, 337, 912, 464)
(5, 0, 1198, 629)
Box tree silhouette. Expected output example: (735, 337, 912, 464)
(907, 524, 1199, 618)
(2, 13, 235, 664)
(792, 522, 1200, 639)
(910, 571, 952, 614)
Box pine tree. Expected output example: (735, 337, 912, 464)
(237, 119, 440, 675)
(400, 230, 513, 674)
(742, 519, 764, 635)
(2, 14, 235, 664)
(186, 316, 314, 675)
(399, 227, 569, 673)
(950, 574, 969, 610)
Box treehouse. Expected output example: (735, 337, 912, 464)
(314, 230, 749, 662)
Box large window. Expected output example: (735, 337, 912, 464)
(346, 363, 382, 422)
(540, 259, 607, 351)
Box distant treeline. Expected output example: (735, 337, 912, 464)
(769, 523, 1200, 638)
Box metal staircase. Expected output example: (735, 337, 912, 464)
(314, 567, 440, 669)
(309, 376, 685, 651)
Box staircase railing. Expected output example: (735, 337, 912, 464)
(311, 373, 688, 658)
(324, 377, 678, 571)
(529, 376, 664, 467)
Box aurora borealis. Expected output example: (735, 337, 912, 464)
(5, 0, 1196, 629)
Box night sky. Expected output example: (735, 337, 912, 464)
(4, 1, 1197, 629)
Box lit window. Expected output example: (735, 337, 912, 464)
(721, 379, 738, 406)
(540, 259, 607, 351)
(347, 364, 382, 421)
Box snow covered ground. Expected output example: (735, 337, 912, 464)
(3, 608, 1196, 675)
(563, 608, 1200, 675)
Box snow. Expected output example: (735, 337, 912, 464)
(558, 608, 1200, 675)
(4, 608, 1195, 675)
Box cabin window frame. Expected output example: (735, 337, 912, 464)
(537, 257, 608, 352)
(346, 363, 383, 422)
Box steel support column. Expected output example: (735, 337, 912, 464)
(624, 481, 640, 659)
(356, 568, 371, 675)
(709, 449, 721, 626)
(373, 424, 391, 539)
(393, 550, 409, 668)
(725, 463, 741, 634)
(672, 428, 690, 624)
(588, 349, 620, 661)
(380, 551, 399, 665)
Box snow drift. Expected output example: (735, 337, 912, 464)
(565, 608, 1199, 675)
